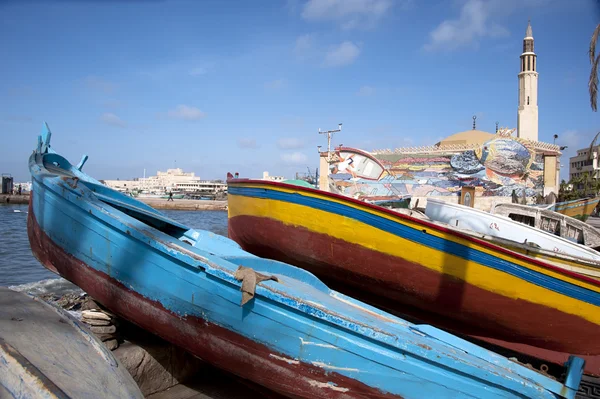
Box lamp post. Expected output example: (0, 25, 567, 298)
(318, 123, 342, 162)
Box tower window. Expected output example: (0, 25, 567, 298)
(527, 56, 530, 71)
(527, 96, 530, 105)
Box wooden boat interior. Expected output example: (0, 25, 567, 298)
(42, 161, 339, 292)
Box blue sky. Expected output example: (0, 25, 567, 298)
(1, 0, 598, 182)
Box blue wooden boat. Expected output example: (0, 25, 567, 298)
(27, 123, 585, 399)
(0, 287, 143, 398)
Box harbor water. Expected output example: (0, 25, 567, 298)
(0, 203, 228, 291)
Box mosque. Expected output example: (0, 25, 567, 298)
(321, 21, 561, 210)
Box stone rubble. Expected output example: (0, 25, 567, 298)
(80, 297, 121, 350)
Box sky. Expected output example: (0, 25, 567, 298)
(1, 0, 599, 182)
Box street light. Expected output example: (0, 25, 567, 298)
(560, 146, 568, 151)
(553, 134, 558, 144)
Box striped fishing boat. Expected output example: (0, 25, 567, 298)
(227, 178, 600, 357)
(550, 197, 600, 222)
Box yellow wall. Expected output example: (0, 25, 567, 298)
(543, 155, 557, 195)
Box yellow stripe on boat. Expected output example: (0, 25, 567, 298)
(229, 183, 600, 326)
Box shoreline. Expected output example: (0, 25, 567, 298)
(0, 194, 227, 211)
(139, 198, 227, 211)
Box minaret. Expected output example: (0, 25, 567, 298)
(517, 20, 538, 142)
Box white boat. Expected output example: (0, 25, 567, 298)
(425, 198, 600, 262)
(491, 203, 600, 249)
(395, 207, 600, 280)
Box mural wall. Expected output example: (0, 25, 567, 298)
(327, 135, 546, 201)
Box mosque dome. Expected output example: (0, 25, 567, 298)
(435, 130, 496, 147)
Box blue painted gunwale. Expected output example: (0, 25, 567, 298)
(29, 124, 583, 399)
(227, 185, 600, 306)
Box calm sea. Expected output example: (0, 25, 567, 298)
(0, 204, 228, 294)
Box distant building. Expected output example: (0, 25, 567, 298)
(569, 147, 599, 181)
(261, 171, 285, 182)
(13, 182, 32, 192)
(103, 168, 226, 194)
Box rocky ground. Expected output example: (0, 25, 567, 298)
(40, 291, 281, 398)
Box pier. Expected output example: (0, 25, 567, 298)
(0, 194, 29, 204)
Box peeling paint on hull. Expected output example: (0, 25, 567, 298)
(27, 206, 401, 399)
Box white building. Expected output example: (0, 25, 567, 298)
(103, 168, 226, 194)
(261, 171, 285, 182)
(517, 20, 539, 142)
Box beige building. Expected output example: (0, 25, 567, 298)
(517, 21, 539, 142)
(569, 147, 599, 181)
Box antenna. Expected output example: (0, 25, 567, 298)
(495, 121, 499, 133)
(472, 115, 477, 130)
(318, 123, 343, 161)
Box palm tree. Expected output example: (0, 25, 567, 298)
(590, 23, 600, 111)
(583, 171, 593, 196)
(560, 179, 568, 193)
(570, 174, 584, 193)
(593, 175, 600, 196)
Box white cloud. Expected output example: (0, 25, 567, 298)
(301, 0, 395, 29)
(277, 138, 304, 149)
(189, 67, 207, 76)
(423, 0, 511, 52)
(357, 85, 375, 96)
(238, 138, 258, 149)
(324, 41, 360, 67)
(281, 151, 308, 165)
(167, 105, 206, 121)
(101, 113, 127, 128)
(294, 34, 317, 59)
(265, 79, 287, 90)
(142, 61, 215, 80)
(102, 99, 121, 110)
(85, 76, 117, 94)
(280, 116, 305, 129)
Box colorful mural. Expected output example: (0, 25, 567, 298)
(327, 132, 548, 201)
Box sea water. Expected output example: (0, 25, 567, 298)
(0, 204, 228, 295)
